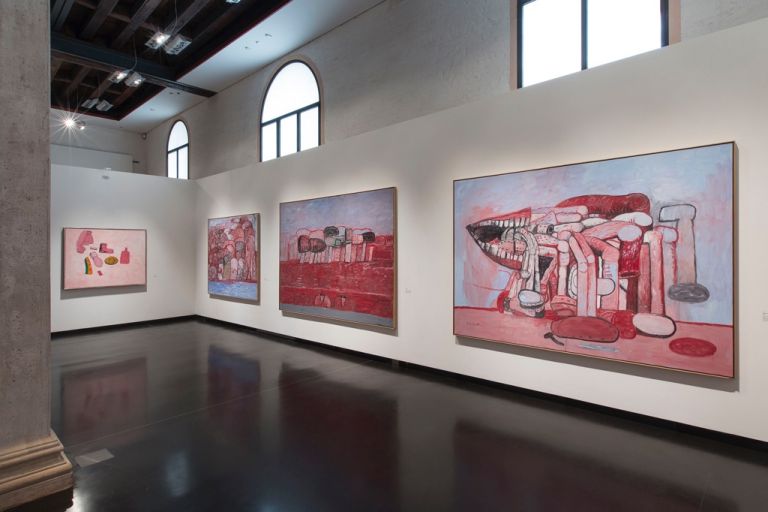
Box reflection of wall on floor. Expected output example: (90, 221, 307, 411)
(62, 358, 147, 445)
(453, 420, 737, 511)
(274, 363, 400, 510)
(207, 346, 261, 440)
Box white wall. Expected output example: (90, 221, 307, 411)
(51, 111, 148, 172)
(143, 0, 768, 180)
(682, 0, 768, 39)
(193, 19, 768, 442)
(51, 144, 133, 173)
(51, 166, 196, 332)
(146, 0, 512, 178)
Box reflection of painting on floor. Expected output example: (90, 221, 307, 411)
(62, 358, 147, 443)
(454, 143, 734, 377)
(279, 188, 396, 328)
(63, 228, 146, 289)
(207, 214, 259, 301)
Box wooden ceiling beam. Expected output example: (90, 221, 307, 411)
(51, 59, 63, 80)
(52, 32, 216, 98)
(112, 0, 163, 49)
(74, 0, 161, 36)
(51, 0, 77, 31)
(183, 0, 246, 54)
(88, 76, 114, 100)
(112, 85, 138, 107)
(53, 76, 122, 96)
(64, 66, 91, 99)
(163, 0, 210, 38)
(79, 0, 121, 40)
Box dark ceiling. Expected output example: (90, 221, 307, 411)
(51, 0, 290, 121)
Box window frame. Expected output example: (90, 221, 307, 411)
(166, 119, 189, 180)
(260, 59, 322, 162)
(516, 0, 670, 88)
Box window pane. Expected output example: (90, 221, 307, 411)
(522, 0, 582, 87)
(168, 121, 188, 151)
(178, 146, 188, 180)
(588, 0, 661, 68)
(261, 122, 277, 162)
(167, 151, 177, 179)
(280, 115, 298, 158)
(262, 62, 320, 122)
(300, 106, 319, 151)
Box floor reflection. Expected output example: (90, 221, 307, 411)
(268, 363, 400, 510)
(60, 358, 147, 446)
(452, 420, 736, 512)
(21, 319, 768, 511)
(206, 345, 261, 440)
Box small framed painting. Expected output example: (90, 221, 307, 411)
(63, 228, 147, 289)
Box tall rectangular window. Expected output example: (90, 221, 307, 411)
(518, 0, 668, 87)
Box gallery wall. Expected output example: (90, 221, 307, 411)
(142, 0, 768, 181)
(50, 111, 148, 172)
(192, 19, 768, 442)
(50, 165, 196, 332)
(51, 144, 133, 173)
(145, 0, 512, 178)
(682, 0, 768, 38)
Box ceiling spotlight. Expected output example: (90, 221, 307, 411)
(108, 69, 129, 83)
(146, 31, 170, 49)
(164, 35, 191, 55)
(95, 100, 113, 112)
(63, 117, 86, 130)
(81, 98, 99, 109)
(225, 0, 241, 3)
(125, 72, 144, 87)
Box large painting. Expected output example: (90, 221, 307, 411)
(63, 228, 146, 289)
(280, 188, 396, 328)
(207, 214, 260, 301)
(454, 143, 734, 377)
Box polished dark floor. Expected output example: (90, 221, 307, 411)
(14, 319, 768, 511)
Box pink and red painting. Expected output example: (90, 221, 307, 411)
(63, 228, 146, 290)
(207, 214, 260, 301)
(280, 188, 396, 329)
(454, 143, 735, 377)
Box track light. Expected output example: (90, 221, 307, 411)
(81, 98, 99, 109)
(225, 0, 242, 3)
(108, 69, 129, 83)
(76, 120, 86, 130)
(95, 100, 113, 112)
(164, 35, 191, 55)
(146, 31, 170, 49)
(125, 72, 144, 87)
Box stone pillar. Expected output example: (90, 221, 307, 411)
(0, 1, 73, 508)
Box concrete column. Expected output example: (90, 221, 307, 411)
(0, 1, 73, 508)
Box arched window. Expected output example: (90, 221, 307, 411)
(167, 120, 189, 179)
(261, 60, 320, 162)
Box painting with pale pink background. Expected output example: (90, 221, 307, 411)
(454, 143, 734, 377)
(63, 228, 146, 289)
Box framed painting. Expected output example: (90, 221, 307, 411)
(279, 187, 397, 329)
(63, 228, 147, 289)
(207, 214, 260, 301)
(454, 143, 735, 377)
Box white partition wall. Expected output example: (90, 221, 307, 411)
(192, 20, 768, 442)
(51, 166, 197, 331)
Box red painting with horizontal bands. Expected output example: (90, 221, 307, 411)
(279, 235, 395, 318)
